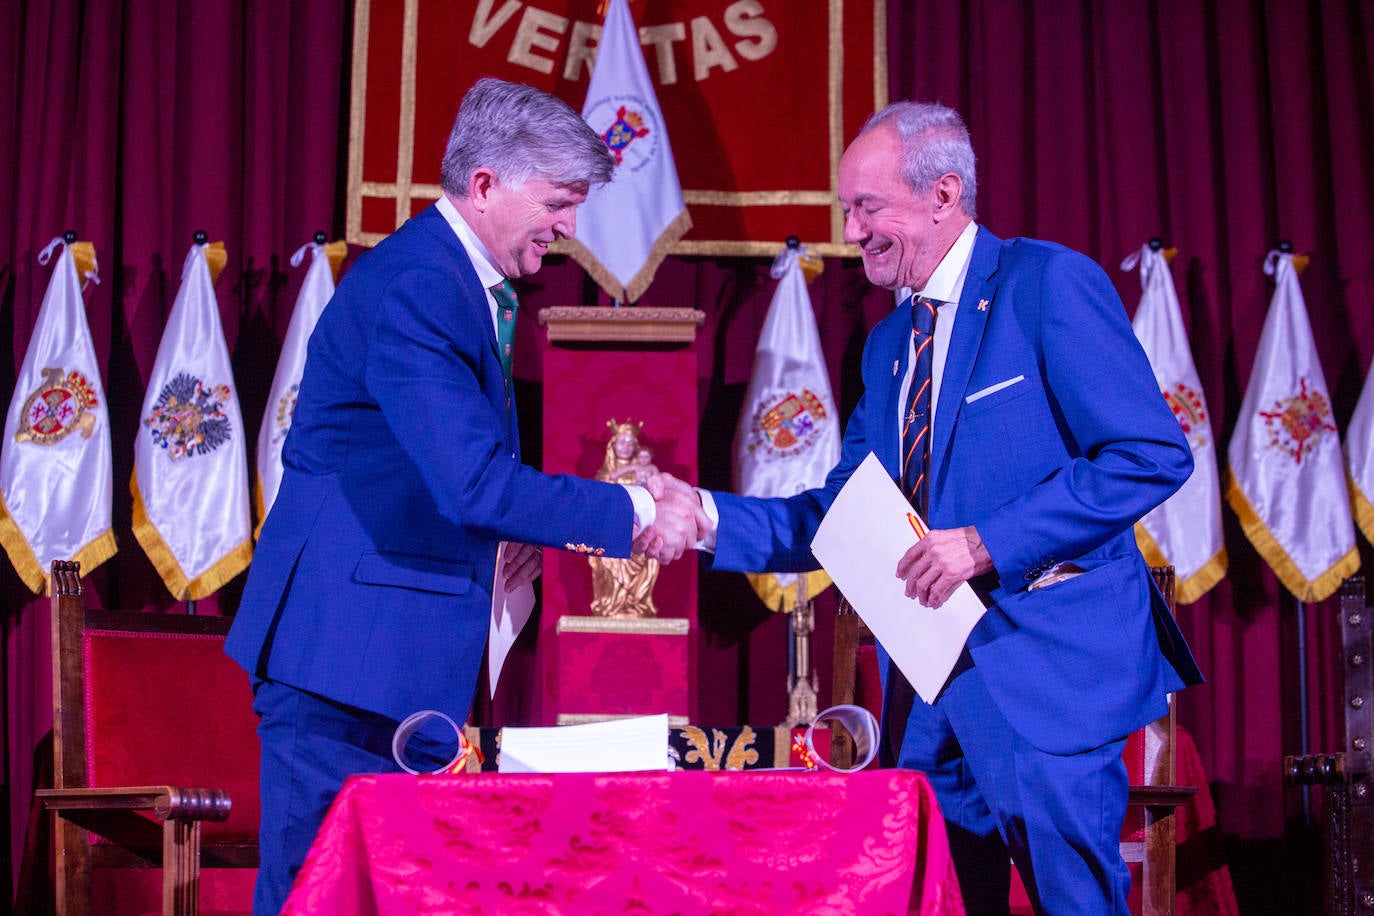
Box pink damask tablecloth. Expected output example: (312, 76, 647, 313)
(283, 769, 964, 915)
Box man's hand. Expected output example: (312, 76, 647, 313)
(633, 472, 710, 563)
(502, 542, 543, 592)
(895, 525, 992, 608)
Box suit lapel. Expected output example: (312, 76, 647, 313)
(876, 305, 911, 479)
(931, 227, 1002, 476)
(417, 204, 503, 366)
(417, 204, 516, 452)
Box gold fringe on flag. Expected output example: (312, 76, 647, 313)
(253, 476, 267, 542)
(131, 471, 252, 600)
(746, 569, 833, 613)
(0, 491, 117, 595)
(1134, 522, 1227, 605)
(1225, 471, 1360, 603)
(559, 209, 692, 304)
(1350, 471, 1374, 548)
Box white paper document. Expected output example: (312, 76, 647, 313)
(488, 542, 537, 699)
(497, 714, 671, 774)
(811, 452, 987, 703)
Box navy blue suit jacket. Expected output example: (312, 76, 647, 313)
(226, 204, 634, 722)
(708, 227, 1203, 755)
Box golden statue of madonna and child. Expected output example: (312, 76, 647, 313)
(589, 419, 663, 618)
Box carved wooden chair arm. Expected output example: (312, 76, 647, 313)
(38, 786, 232, 822)
(40, 787, 233, 915)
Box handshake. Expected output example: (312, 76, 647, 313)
(631, 473, 711, 564)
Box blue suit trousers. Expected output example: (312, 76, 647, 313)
(899, 657, 1131, 916)
(250, 680, 415, 915)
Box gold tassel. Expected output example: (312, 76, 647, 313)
(204, 241, 228, 285)
(69, 241, 99, 283)
(324, 239, 348, 283)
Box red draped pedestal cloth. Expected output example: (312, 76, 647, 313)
(283, 769, 964, 914)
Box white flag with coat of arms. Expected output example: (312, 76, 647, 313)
(1123, 242, 1226, 604)
(562, 0, 691, 303)
(1345, 357, 1374, 547)
(1225, 249, 1359, 602)
(255, 237, 345, 538)
(734, 243, 839, 610)
(132, 241, 252, 600)
(0, 237, 115, 593)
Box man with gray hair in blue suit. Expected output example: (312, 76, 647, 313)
(658, 100, 1204, 914)
(227, 78, 705, 914)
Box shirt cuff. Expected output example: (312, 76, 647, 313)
(694, 488, 719, 553)
(626, 485, 655, 534)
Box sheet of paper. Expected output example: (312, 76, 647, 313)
(811, 452, 987, 704)
(497, 714, 671, 774)
(488, 542, 536, 700)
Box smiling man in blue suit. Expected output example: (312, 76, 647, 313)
(226, 79, 703, 915)
(661, 102, 1204, 914)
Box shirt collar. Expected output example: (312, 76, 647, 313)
(914, 220, 979, 305)
(437, 194, 504, 290)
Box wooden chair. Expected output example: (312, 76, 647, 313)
(830, 565, 1195, 916)
(37, 560, 260, 916)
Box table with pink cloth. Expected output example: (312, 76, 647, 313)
(283, 769, 965, 914)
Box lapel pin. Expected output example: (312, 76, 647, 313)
(893, 359, 899, 376)
(977, 299, 989, 312)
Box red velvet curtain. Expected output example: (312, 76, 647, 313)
(3, 1, 1372, 910)
(0, 0, 352, 899)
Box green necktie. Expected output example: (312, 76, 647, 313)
(490, 280, 519, 385)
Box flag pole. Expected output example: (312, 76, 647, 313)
(782, 573, 818, 728)
(187, 227, 208, 619)
(1297, 596, 1310, 822)
(1274, 238, 1313, 823)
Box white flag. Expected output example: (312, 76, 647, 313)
(0, 238, 115, 593)
(733, 244, 839, 610)
(1123, 243, 1226, 604)
(255, 238, 343, 538)
(1346, 357, 1374, 547)
(1225, 250, 1359, 602)
(563, 0, 691, 303)
(132, 242, 252, 600)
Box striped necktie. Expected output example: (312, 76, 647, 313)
(900, 296, 938, 513)
(490, 280, 519, 385)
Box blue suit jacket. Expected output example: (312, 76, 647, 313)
(226, 204, 634, 722)
(709, 227, 1203, 755)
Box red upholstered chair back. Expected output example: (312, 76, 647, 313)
(81, 623, 261, 845)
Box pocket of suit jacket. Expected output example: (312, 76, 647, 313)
(962, 374, 1029, 415)
(354, 551, 473, 595)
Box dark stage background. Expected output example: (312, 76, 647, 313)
(3, 1, 1373, 910)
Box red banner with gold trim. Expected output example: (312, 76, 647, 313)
(347, 0, 886, 255)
